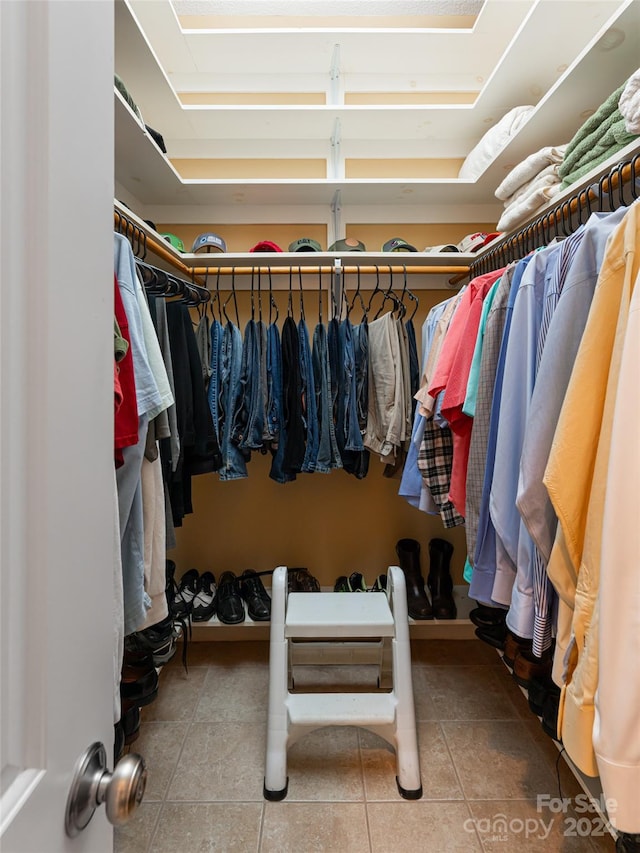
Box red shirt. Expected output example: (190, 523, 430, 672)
(114, 274, 138, 466)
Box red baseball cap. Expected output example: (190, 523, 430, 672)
(249, 241, 283, 253)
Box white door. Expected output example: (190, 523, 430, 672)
(1, 2, 120, 851)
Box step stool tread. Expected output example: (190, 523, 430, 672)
(287, 692, 396, 726)
(285, 592, 395, 638)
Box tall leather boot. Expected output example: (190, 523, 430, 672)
(395, 538, 433, 620)
(427, 538, 457, 619)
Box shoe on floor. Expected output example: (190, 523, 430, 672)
(191, 571, 217, 622)
(512, 646, 553, 689)
(474, 623, 507, 651)
(334, 575, 351, 592)
(348, 572, 368, 592)
(371, 574, 387, 593)
(240, 569, 271, 621)
(288, 567, 321, 592)
(216, 571, 245, 624)
(172, 568, 199, 617)
(469, 603, 507, 628)
(502, 631, 532, 668)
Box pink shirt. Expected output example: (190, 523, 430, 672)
(429, 269, 505, 515)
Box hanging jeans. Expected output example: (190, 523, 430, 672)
(207, 318, 224, 451)
(281, 315, 306, 475)
(231, 318, 264, 452)
(312, 321, 342, 473)
(219, 321, 248, 480)
(268, 322, 294, 484)
(299, 317, 319, 473)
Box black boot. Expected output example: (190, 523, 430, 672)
(395, 538, 433, 620)
(427, 538, 457, 619)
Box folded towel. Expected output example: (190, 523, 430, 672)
(495, 145, 567, 200)
(559, 82, 628, 179)
(496, 182, 563, 233)
(560, 125, 637, 188)
(503, 163, 560, 207)
(619, 67, 640, 134)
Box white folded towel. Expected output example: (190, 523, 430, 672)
(496, 182, 563, 233)
(619, 68, 640, 135)
(503, 164, 560, 207)
(495, 145, 567, 201)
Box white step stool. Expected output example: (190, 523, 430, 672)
(263, 565, 422, 801)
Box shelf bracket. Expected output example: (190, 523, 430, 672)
(329, 43, 341, 105)
(330, 118, 342, 180)
(331, 189, 342, 247)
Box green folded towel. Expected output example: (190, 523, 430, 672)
(559, 81, 628, 179)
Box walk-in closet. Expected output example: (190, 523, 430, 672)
(2, 1, 640, 851)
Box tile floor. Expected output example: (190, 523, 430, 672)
(115, 639, 616, 853)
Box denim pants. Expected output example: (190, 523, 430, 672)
(352, 319, 369, 432)
(219, 321, 248, 480)
(339, 318, 364, 453)
(299, 318, 319, 473)
(232, 319, 266, 452)
(281, 315, 306, 475)
(207, 318, 224, 450)
(312, 322, 341, 473)
(267, 322, 294, 484)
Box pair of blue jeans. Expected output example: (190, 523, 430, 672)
(267, 322, 295, 484)
(312, 322, 342, 473)
(218, 321, 248, 481)
(299, 318, 319, 473)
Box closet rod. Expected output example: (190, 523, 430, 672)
(449, 149, 640, 286)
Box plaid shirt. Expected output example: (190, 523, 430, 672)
(418, 417, 464, 528)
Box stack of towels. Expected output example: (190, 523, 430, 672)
(494, 68, 640, 234)
(495, 145, 566, 233)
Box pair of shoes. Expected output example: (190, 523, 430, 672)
(191, 572, 217, 622)
(128, 613, 187, 671)
(469, 603, 507, 628)
(512, 647, 553, 689)
(502, 631, 532, 668)
(216, 572, 245, 624)
(288, 567, 321, 592)
(474, 623, 507, 651)
(239, 569, 271, 621)
(333, 572, 368, 592)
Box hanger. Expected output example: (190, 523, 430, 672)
(400, 265, 418, 323)
(287, 268, 294, 318)
(268, 268, 279, 326)
(222, 267, 240, 326)
(298, 267, 306, 324)
(373, 266, 401, 320)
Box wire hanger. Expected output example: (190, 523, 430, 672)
(298, 267, 306, 324)
(268, 268, 279, 326)
(349, 267, 367, 321)
(223, 267, 240, 326)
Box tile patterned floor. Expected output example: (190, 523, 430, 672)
(115, 640, 616, 853)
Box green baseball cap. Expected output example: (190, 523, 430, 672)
(161, 233, 185, 252)
(289, 237, 323, 252)
(329, 238, 366, 252)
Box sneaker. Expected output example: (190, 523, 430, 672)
(334, 575, 351, 592)
(172, 568, 200, 617)
(191, 571, 217, 622)
(349, 572, 368, 592)
(371, 574, 387, 593)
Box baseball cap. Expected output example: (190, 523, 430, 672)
(250, 241, 283, 252)
(382, 237, 418, 253)
(328, 238, 366, 252)
(162, 233, 185, 252)
(456, 232, 488, 253)
(192, 232, 227, 253)
(424, 244, 460, 253)
(480, 232, 502, 248)
(289, 238, 322, 252)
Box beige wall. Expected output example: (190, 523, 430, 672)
(157, 221, 492, 589)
